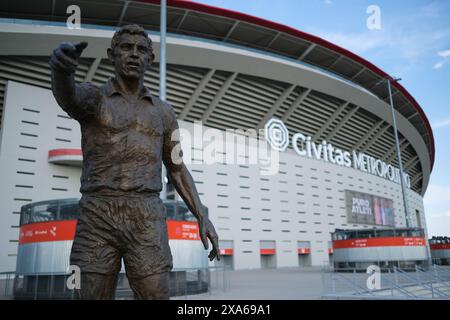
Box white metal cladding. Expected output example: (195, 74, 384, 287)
(297, 241, 311, 249)
(333, 246, 428, 262)
(431, 249, 450, 260)
(15, 239, 207, 275)
(260, 240, 276, 250)
(16, 241, 72, 275)
(0, 55, 425, 194)
(219, 240, 233, 250)
(169, 240, 208, 270)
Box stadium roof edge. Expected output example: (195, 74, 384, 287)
(138, 0, 434, 171)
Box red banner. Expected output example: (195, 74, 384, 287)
(430, 243, 450, 250)
(167, 220, 200, 241)
(19, 219, 201, 244)
(333, 237, 426, 249)
(19, 220, 77, 244)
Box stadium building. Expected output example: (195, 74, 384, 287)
(0, 0, 435, 273)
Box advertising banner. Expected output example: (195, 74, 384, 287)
(346, 190, 395, 226)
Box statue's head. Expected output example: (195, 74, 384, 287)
(107, 24, 155, 80)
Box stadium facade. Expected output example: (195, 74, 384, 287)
(0, 0, 435, 272)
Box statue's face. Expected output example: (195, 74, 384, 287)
(110, 33, 153, 80)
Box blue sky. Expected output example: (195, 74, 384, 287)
(192, 0, 450, 235)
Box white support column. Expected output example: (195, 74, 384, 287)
(325, 106, 359, 141)
(179, 68, 215, 120)
(313, 102, 349, 141)
(202, 72, 237, 123)
(84, 57, 102, 82)
(298, 43, 316, 60)
(360, 124, 389, 153)
(258, 84, 296, 127)
(281, 88, 311, 122)
(353, 120, 384, 151)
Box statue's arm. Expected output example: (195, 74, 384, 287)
(49, 42, 99, 121)
(162, 106, 221, 261)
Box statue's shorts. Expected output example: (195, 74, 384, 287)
(70, 193, 173, 279)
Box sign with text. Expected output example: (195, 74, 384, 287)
(346, 190, 395, 226)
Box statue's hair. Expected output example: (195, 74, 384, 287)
(111, 24, 153, 56)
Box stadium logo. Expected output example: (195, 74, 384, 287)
(264, 118, 289, 152)
(264, 118, 411, 188)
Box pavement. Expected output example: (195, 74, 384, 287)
(173, 267, 324, 300)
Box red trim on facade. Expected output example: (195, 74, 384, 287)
(333, 237, 426, 249)
(430, 243, 450, 250)
(297, 248, 311, 255)
(19, 219, 202, 244)
(220, 248, 233, 256)
(260, 249, 276, 255)
(19, 220, 77, 244)
(48, 148, 82, 158)
(138, 0, 435, 170)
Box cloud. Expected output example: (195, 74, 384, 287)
(432, 117, 450, 129)
(433, 61, 445, 69)
(433, 49, 450, 70)
(438, 50, 450, 58)
(424, 184, 450, 206)
(424, 184, 450, 236)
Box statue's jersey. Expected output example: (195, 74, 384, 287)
(61, 78, 180, 195)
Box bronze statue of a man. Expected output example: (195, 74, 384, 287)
(49, 24, 220, 300)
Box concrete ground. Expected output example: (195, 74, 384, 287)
(173, 267, 324, 300)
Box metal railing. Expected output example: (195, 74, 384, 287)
(1, 266, 230, 300)
(322, 264, 450, 300)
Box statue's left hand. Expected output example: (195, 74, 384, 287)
(198, 217, 221, 261)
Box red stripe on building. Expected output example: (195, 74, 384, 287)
(333, 237, 426, 249)
(260, 249, 276, 255)
(297, 248, 311, 255)
(430, 243, 450, 250)
(19, 220, 77, 244)
(19, 220, 201, 244)
(220, 248, 233, 256)
(48, 148, 82, 158)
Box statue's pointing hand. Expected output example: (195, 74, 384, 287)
(49, 41, 88, 74)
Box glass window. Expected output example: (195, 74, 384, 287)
(20, 206, 32, 226)
(59, 200, 79, 220)
(177, 203, 195, 222)
(31, 202, 58, 223)
(164, 202, 175, 220)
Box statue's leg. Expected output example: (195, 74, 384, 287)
(76, 272, 120, 300)
(127, 272, 170, 300)
(70, 195, 122, 300)
(121, 196, 173, 299)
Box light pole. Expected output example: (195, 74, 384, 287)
(385, 77, 410, 228)
(160, 0, 167, 199)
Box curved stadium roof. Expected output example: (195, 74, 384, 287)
(0, 0, 434, 195)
